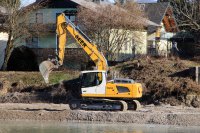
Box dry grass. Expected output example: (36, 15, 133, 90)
(112, 58, 200, 105)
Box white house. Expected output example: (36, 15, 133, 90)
(0, 6, 8, 69)
(19, 0, 157, 68)
(144, 2, 179, 57)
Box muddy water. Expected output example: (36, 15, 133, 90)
(0, 121, 199, 133)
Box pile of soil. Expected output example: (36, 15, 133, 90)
(0, 79, 81, 104)
(113, 57, 200, 107)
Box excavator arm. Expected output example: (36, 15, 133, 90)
(39, 13, 108, 83)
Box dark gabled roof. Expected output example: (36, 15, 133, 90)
(33, 0, 78, 8)
(144, 2, 170, 25)
(29, 0, 158, 26)
(142, 2, 171, 33)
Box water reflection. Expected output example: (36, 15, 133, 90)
(0, 121, 199, 133)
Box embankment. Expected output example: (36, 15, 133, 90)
(0, 103, 200, 126)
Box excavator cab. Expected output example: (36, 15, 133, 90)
(80, 71, 107, 96)
(81, 72, 102, 88)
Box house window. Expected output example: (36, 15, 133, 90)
(56, 13, 76, 24)
(132, 39, 135, 46)
(139, 4, 145, 11)
(124, 44, 128, 51)
(69, 15, 75, 22)
(124, 38, 130, 51)
(66, 14, 76, 23)
(92, 0, 101, 3)
(36, 13, 43, 23)
(26, 37, 39, 48)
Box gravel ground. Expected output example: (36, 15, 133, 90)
(0, 103, 200, 126)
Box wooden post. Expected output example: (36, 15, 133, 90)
(196, 66, 199, 84)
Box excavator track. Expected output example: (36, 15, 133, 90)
(127, 100, 141, 110)
(119, 100, 128, 111)
(69, 99, 140, 111)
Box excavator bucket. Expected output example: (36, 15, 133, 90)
(39, 61, 56, 84)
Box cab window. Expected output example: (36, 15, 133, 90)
(81, 72, 103, 88)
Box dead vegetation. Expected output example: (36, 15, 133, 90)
(0, 58, 200, 107)
(113, 57, 200, 107)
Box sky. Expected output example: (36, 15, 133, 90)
(137, 0, 157, 2)
(21, 0, 158, 6)
(21, 0, 35, 6)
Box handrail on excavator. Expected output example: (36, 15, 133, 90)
(65, 16, 92, 43)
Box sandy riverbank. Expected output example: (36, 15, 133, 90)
(0, 103, 200, 126)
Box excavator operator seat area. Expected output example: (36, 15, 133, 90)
(81, 72, 102, 88)
(80, 71, 107, 96)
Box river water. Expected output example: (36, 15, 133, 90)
(0, 121, 200, 133)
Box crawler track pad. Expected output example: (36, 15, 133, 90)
(39, 61, 56, 84)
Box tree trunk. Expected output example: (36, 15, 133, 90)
(1, 33, 13, 70)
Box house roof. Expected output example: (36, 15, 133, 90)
(33, 0, 78, 8)
(143, 2, 178, 33)
(31, 0, 158, 26)
(71, 0, 159, 26)
(144, 2, 170, 25)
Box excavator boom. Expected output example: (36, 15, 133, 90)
(39, 13, 108, 83)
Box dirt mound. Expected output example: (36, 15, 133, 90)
(114, 58, 200, 107)
(0, 82, 77, 104)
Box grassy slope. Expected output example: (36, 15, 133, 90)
(0, 71, 79, 86)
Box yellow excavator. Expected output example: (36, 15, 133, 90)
(39, 13, 143, 111)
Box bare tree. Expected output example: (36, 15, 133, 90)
(77, 2, 146, 60)
(0, 0, 46, 70)
(167, 0, 200, 56)
(170, 0, 200, 32)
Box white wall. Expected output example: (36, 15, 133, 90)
(0, 32, 8, 69)
(147, 22, 175, 56)
(116, 30, 147, 61)
(21, 8, 77, 48)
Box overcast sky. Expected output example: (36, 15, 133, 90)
(21, 0, 158, 6)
